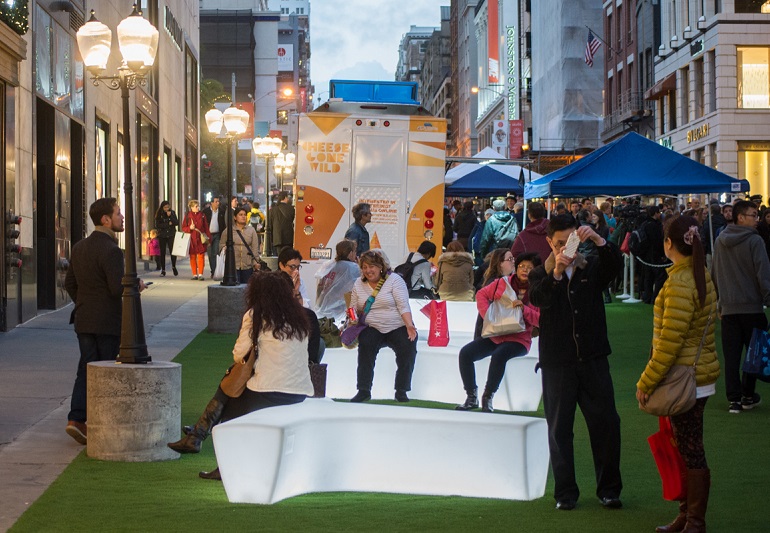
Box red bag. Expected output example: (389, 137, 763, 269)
(647, 417, 687, 501)
(421, 300, 449, 347)
(620, 232, 631, 255)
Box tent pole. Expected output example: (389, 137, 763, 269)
(623, 254, 642, 304)
(617, 254, 631, 299)
(707, 192, 715, 267)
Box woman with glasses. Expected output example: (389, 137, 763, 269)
(154, 200, 179, 277)
(277, 247, 310, 307)
(456, 251, 541, 412)
(349, 250, 418, 403)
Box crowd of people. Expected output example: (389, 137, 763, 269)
(64, 190, 770, 533)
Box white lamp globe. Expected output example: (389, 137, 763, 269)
(76, 11, 112, 72)
(117, 5, 160, 71)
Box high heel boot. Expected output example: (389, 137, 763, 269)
(167, 396, 225, 454)
(481, 389, 495, 412)
(656, 501, 687, 532)
(455, 388, 478, 411)
(682, 468, 710, 533)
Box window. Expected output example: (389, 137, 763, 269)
(738, 142, 770, 201)
(693, 58, 704, 118)
(185, 48, 198, 123)
(735, 0, 770, 13)
(738, 47, 770, 108)
(140, 0, 158, 99)
(680, 67, 690, 123)
(95, 119, 110, 199)
(707, 50, 717, 113)
(277, 109, 289, 124)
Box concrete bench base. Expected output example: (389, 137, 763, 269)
(212, 399, 549, 504)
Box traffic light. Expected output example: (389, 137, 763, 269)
(5, 212, 22, 269)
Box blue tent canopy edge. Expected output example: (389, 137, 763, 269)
(524, 132, 750, 199)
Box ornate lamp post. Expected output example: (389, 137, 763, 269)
(76, 5, 159, 364)
(204, 104, 250, 286)
(252, 136, 283, 255)
(273, 152, 296, 192)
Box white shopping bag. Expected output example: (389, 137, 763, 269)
(172, 231, 191, 258)
(213, 249, 226, 280)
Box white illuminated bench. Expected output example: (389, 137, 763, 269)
(212, 399, 549, 504)
(324, 300, 543, 412)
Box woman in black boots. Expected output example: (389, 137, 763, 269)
(154, 200, 179, 277)
(456, 251, 541, 413)
(168, 271, 315, 479)
(636, 216, 719, 533)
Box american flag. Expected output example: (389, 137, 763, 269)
(584, 30, 601, 67)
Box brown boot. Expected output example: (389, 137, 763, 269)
(167, 396, 225, 454)
(682, 468, 710, 533)
(656, 501, 687, 532)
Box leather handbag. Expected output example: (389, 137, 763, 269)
(220, 345, 257, 398)
(481, 277, 526, 338)
(340, 277, 386, 349)
(640, 315, 711, 417)
(197, 229, 209, 245)
(648, 416, 687, 501)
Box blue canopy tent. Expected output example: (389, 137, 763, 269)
(445, 147, 542, 197)
(525, 132, 750, 199)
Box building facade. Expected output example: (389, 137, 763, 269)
(454, 0, 480, 156)
(396, 26, 436, 83)
(1, 0, 200, 331)
(420, 6, 452, 146)
(647, 0, 770, 200)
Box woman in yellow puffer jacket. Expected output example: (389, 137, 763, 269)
(636, 215, 719, 533)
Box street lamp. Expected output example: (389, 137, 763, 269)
(205, 103, 250, 286)
(76, 5, 159, 364)
(252, 136, 285, 255)
(274, 152, 296, 192)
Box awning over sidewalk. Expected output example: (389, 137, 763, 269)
(644, 72, 676, 100)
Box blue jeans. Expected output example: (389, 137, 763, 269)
(207, 232, 222, 276)
(68, 333, 120, 422)
(356, 326, 417, 392)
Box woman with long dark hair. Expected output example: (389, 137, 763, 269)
(154, 200, 179, 276)
(168, 271, 313, 479)
(636, 215, 719, 533)
(456, 251, 541, 412)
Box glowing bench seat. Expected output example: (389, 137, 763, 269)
(212, 399, 549, 504)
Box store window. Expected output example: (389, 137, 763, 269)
(738, 142, 770, 202)
(738, 47, 770, 109)
(693, 58, 704, 119)
(735, 1, 770, 13)
(95, 118, 110, 198)
(137, 114, 158, 258)
(163, 146, 172, 202)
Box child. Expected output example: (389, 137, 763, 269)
(148, 229, 161, 270)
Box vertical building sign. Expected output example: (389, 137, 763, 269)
(488, 0, 500, 83)
(503, 2, 520, 156)
(277, 45, 294, 72)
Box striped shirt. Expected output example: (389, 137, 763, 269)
(350, 275, 412, 334)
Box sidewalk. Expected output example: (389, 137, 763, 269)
(0, 261, 213, 532)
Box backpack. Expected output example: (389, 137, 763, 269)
(628, 224, 650, 257)
(494, 217, 519, 249)
(393, 252, 428, 288)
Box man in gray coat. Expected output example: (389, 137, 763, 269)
(711, 200, 770, 413)
(64, 198, 134, 444)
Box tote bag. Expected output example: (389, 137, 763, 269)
(481, 277, 525, 338)
(172, 231, 191, 258)
(744, 327, 770, 383)
(648, 416, 687, 501)
(213, 249, 226, 281)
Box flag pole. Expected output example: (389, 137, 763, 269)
(584, 25, 621, 56)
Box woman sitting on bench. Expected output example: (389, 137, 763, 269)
(168, 271, 314, 480)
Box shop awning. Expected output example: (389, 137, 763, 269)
(644, 73, 676, 100)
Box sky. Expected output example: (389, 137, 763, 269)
(310, 0, 448, 102)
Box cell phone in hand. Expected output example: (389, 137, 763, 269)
(144, 281, 154, 286)
(563, 231, 580, 258)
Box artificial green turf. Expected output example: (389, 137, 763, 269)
(11, 304, 770, 532)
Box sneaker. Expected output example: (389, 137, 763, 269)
(191, 276, 197, 280)
(600, 496, 623, 509)
(741, 393, 762, 410)
(728, 402, 743, 414)
(66, 420, 87, 445)
(198, 275, 205, 281)
(556, 499, 576, 511)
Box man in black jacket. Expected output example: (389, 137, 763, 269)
(63, 198, 146, 445)
(203, 196, 227, 278)
(268, 191, 295, 256)
(527, 215, 624, 511)
(453, 201, 477, 251)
